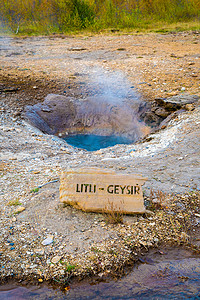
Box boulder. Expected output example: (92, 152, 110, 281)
(60, 168, 147, 214)
(155, 94, 199, 111)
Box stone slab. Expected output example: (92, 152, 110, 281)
(60, 168, 147, 214)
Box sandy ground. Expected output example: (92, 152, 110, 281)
(0, 32, 200, 285)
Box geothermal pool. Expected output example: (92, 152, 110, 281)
(63, 134, 132, 151)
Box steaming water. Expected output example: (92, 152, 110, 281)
(86, 68, 140, 102)
(24, 66, 150, 145)
(63, 134, 132, 151)
(1, 249, 199, 299)
(61, 68, 149, 151)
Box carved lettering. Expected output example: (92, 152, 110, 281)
(76, 184, 80, 192)
(60, 169, 147, 214)
(84, 184, 89, 192)
(131, 185, 133, 195)
(76, 183, 96, 193)
(107, 185, 114, 194)
(120, 186, 126, 194)
(114, 185, 119, 194)
(76, 183, 141, 195)
(134, 184, 140, 194)
(127, 185, 131, 194)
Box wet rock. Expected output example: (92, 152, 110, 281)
(145, 94, 199, 127)
(141, 111, 162, 126)
(24, 94, 76, 135)
(42, 107, 52, 113)
(158, 110, 184, 130)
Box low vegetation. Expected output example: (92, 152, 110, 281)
(0, 0, 199, 35)
(103, 200, 124, 224)
(8, 198, 21, 206)
(30, 187, 40, 193)
(60, 261, 76, 272)
(146, 189, 168, 211)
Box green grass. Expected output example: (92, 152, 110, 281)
(8, 18, 200, 36)
(0, 0, 199, 35)
(30, 187, 40, 193)
(8, 199, 22, 206)
(60, 261, 76, 272)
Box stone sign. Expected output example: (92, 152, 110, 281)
(60, 168, 147, 214)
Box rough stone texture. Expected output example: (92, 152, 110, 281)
(163, 94, 199, 106)
(155, 94, 199, 111)
(60, 168, 147, 213)
(153, 107, 170, 118)
(0, 32, 200, 283)
(25, 93, 150, 140)
(25, 94, 76, 135)
(26, 93, 199, 137)
(145, 94, 200, 125)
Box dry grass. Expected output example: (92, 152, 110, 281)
(103, 200, 124, 224)
(147, 189, 167, 211)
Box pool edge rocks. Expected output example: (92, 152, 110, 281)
(60, 168, 147, 214)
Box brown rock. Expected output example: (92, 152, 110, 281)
(154, 107, 170, 118)
(185, 103, 195, 111)
(60, 168, 147, 214)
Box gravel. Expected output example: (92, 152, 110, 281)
(0, 32, 200, 286)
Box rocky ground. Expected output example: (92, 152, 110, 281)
(0, 31, 200, 287)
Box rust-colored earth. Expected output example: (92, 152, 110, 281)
(0, 31, 199, 111)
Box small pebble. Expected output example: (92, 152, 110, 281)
(42, 236, 53, 246)
(51, 255, 61, 264)
(14, 206, 26, 214)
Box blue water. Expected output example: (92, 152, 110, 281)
(63, 134, 132, 151)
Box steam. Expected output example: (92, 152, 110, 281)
(87, 67, 140, 104)
(0, 20, 13, 55)
(25, 67, 150, 144)
(0, 35, 12, 51)
(77, 67, 150, 141)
